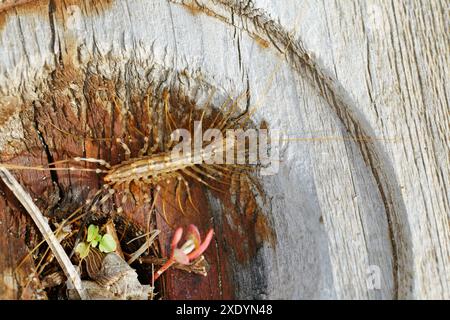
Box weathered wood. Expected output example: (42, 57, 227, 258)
(0, 177, 45, 299)
(0, 0, 448, 299)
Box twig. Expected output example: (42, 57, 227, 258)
(139, 256, 209, 276)
(127, 229, 160, 265)
(0, 166, 88, 300)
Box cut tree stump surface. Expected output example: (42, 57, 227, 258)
(0, 0, 448, 299)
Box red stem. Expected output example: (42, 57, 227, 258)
(153, 257, 175, 280)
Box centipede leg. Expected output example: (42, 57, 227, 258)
(85, 184, 109, 212)
(175, 176, 186, 216)
(209, 96, 231, 130)
(191, 165, 230, 186)
(150, 124, 160, 154)
(138, 136, 150, 157)
(195, 110, 206, 138)
(230, 171, 239, 196)
(99, 187, 115, 207)
(117, 138, 132, 161)
(163, 90, 178, 132)
(177, 174, 200, 215)
(197, 87, 216, 128)
(182, 167, 224, 193)
(201, 164, 224, 176)
(160, 190, 170, 226)
(218, 91, 248, 132)
(120, 180, 132, 205)
(188, 102, 194, 133)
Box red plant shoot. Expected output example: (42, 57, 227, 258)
(153, 225, 214, 280)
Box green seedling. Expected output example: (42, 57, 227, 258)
(75, 224, 117, 259)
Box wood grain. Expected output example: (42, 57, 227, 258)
(0, 0, 448, 299)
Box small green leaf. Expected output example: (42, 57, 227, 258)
(75, 242, 90, 259)
(98, 234, 117, 253)
(90, 234, 102, 248)
(87, 224, 99, 243)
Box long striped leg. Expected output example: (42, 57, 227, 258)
(199, 164, 225, 177)
(163, 90, 182, 152)
(99, 186, 116, 207)
(138, 136, 150, 157)
(190, 165, 230, 186)
(209, 96, 232, 130)
(118, 180, 132, 211)
(86, 184, 111, 211)
(163, 90, 178, 132)
(116, 138, 131, 161)
(160, 192, 170, 226)
(177, 174, 200, 215)
(3, 157, 111, 174)
(150, 122, 160, 154)
(175, 176, 186, 216)
(182, 167, 224, 194)
(218, 91, 249, 132)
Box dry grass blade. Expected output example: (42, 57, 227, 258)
(0, 166, 88, 300)
(127, 229, 160, 265)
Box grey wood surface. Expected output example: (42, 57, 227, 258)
(0, 0, 448, 299)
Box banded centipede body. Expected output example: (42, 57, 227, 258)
(0, 64, 277, 300)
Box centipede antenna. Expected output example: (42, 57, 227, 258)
(0, 163, 108, 173)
